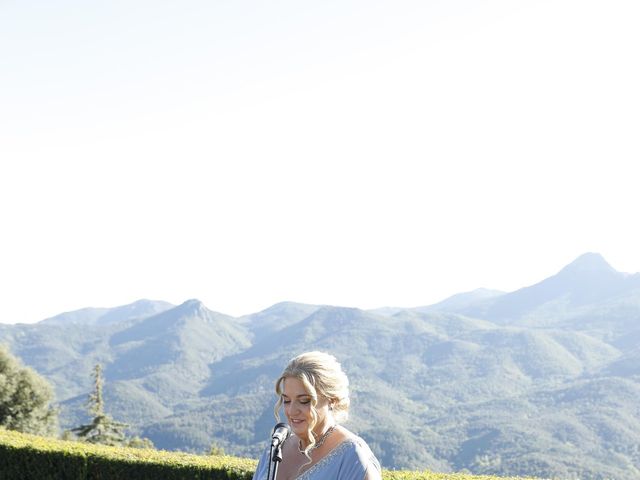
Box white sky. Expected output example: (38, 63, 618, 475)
(1, 0, 639, 324)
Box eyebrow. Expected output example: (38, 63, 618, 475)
(281, 394, 310, 399)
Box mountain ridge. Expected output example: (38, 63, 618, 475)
(427, 253, 640, 326)
(40, 299, 175, 326)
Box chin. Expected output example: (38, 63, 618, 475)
(288, 420, 307, 435)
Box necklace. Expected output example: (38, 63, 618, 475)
(298, 424, 336, 454)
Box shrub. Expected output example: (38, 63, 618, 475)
(0, 428, 254, 480)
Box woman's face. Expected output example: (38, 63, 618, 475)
(281, 376, 331, 438)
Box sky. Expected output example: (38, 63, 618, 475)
(1, 0, 639, 324)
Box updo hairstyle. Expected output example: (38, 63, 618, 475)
(274, 351, 350, 455)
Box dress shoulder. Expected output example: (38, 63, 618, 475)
(347, 436, 382, 478)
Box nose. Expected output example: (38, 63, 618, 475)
(285, 402, 300, 418)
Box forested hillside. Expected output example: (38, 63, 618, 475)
(1, 253, 639, 480)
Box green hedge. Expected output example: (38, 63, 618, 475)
(0, 428, 254, 480)
(381, 473, 538, 480)
(0, 428, 539, 480)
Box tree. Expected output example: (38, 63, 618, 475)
(126, 435, 155, 449)
(125, 435, 156, 448)
(72, 364, 128, 446)
(209, 441, 226, 456)
(0, 345, 58, 436)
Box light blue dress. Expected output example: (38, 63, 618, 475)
(252, 437, 381, 480)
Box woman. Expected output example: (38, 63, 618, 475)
(252, 351, 381, 480)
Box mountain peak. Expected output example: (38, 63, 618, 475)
(182, 298, 204, 307)
(558, 252, 617, 276)
(176, 299, 207, 315)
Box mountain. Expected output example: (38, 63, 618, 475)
(0, 253, 639, 479)
(40, 299, 174, 326)
(236, 301, 322, 335)
(413, 288, 505, 314)
(435, 253, 640, 329)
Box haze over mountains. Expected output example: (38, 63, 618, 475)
(1, 253, 639, 480)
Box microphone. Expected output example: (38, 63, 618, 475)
(271, 422, 291, 447)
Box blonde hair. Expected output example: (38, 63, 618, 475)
(274, 351, 350, 460)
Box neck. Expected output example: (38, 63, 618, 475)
(299, 422, 336, 449)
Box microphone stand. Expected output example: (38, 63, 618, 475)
(267, 440, 284, 480)
(266, 422, 290, 480)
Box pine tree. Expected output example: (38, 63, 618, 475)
(72, 364, 128, 446)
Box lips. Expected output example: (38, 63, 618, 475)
(288, 418, 306, 430)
